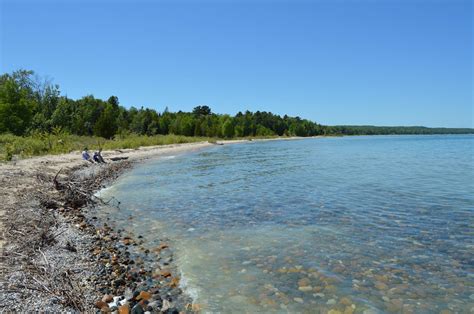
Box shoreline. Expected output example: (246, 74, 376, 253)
(0, 136, 305, 311)
(0, 141, 214, 311)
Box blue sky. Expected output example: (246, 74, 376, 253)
(1, 0, 472, 127)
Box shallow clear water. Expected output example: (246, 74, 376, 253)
(98, 135, 474, 313)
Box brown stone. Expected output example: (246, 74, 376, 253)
(122, 238, 133, 245)
(339, 297, 352, 306)
(160, 269, 172, 277)
(375, 281, 388, 290)
(313, 286, 323, 292)
(118, 305, 129, 314)
(137, 290, 152, 301)
(375, 274, 389, 282)
(102, 294, 113, 303)
(298, 278, 311, 287)
(158, 243, 169, 250)
(100, 306, 111, 313)
(343, 306, 354, 314)
(95, 300, 108, 309)
(170, 277, 180, 288)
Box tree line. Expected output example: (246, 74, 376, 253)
(0, 70, 472, 139)
(329, 125, 474, 135)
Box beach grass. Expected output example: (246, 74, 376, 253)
(0, 133, 215, 161)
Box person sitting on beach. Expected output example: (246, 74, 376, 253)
(93, 150, 106, 163)
(98, 149, 106, 163)
(82, 148, 93, 163)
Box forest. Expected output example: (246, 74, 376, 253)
(1, 70, 473, 140)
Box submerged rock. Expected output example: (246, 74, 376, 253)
(293, 297, 304, 303)
(326, 298, 336, 305)
(374, 281, 389, 290)
(339, 297, 352, 306)
(298, 286, 313, 292)
(298, 277, 311, 287)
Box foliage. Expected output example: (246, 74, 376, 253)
(0, 70, 329, 139)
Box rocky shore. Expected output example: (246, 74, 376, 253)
(1, 137, 303, 312)
(0, 142, 214, 312)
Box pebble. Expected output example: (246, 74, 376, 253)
(293, 297, 304, 303)
(324, 285, 337, 293)
(298, 278, 311, 287)
(339, 297, 352, 306)
(161, 299, 172, 312)
(118, 304, 130, 314)
(102, 294, 114, 303)
(326, 299, 336, 305)
(137, 291, 151, 301)
(131, 303, 144, 314)
(298, 286, 313, 292)
(95, 300, 108, 309)
(343, 306, 354, 314)
(375, 281, 388, 290)
(160, 270, 172, 278)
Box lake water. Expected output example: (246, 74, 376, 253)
(98, 135, 474, 313)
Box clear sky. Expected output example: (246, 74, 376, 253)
(1, 0, 472, 127)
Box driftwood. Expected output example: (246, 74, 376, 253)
(2, 161, 132, 311)
(2, 191, 85, 310)
(110, 156, 129, 161)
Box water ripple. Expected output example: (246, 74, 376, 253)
(99, 135, 474, 313)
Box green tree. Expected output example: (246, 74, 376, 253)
(256, 125, 275, 136)
(222, 118, 234, 138)
(94, 104, 118, 138)
(51, 97, 76, 132)
(0, 74, 35, 135)
(192, 105, 212, 116)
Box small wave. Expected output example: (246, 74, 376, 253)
(94, 185, 114, 197)
(178, 269, 199, 303)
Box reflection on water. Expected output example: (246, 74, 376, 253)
(98, 135, 474, 313)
